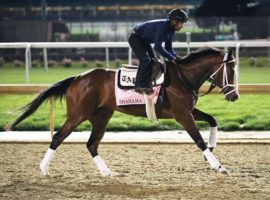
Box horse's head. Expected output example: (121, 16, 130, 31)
(208, 49, 240, 102)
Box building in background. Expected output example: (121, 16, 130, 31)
(1, 0, 269, 61)
(1, 0, 269, 42)
(0, 0, 201, 42)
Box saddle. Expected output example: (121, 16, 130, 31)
(117, 61, 165, 89)
(115, 61, 166, 106)
(115, 61, 166, 121)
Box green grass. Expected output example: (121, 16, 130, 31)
(0, 66, 90, 84)
(0, 94, 269, 131)
(0, 57, 269, 131)
(0, 60, 126, 84)
(1, 58, 270, 84)
(238, 57, 270, 83)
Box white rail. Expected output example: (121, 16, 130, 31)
(1, 41, 270, 48)
(0, 41, 270, 84)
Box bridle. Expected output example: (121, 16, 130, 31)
(207, 52, 238, 97)
(176, 51, 239, 99)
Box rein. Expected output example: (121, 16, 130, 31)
(200, 83, 217, 97)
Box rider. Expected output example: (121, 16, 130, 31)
(128, 8, 188, 94)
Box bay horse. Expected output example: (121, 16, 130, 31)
(7, 47, 239, 177)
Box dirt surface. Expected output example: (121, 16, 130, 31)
(0, 143, 269, 200)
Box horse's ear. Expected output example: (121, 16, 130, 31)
(228, 48, 233, 57)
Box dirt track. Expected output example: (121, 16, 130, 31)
(0, 143, 269, 200)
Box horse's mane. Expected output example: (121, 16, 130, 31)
(178, 46, 223, 65)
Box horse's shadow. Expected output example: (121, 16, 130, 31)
(31, 176, 180, 198)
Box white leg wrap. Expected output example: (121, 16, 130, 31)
(203, 148, 221, 170)
(143, 94, 157, 121)
(93, 155, 111, 177)
(40, 148, 55, 176)
(208, 126, 217, 148)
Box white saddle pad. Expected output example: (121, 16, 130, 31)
(115, 70, 162, 106)
(118, 64, 164, 88)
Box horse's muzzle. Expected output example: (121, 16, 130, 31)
(225, 91, 239, 102)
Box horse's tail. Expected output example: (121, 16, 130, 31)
(6, 76, 76, 131)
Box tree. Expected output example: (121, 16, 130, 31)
(195, 0, 257, 17)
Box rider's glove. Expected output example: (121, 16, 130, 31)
(172, 56, 183, 64)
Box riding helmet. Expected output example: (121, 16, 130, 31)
(168, 9, 188, 23)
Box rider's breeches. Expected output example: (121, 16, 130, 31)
(128, 32, 155, 88)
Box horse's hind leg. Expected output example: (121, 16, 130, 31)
(192, 107, 217, 151)
(40, 118, 82, 176)
(87, 107, 114, 177)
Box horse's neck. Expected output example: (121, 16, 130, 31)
(177, 57, 218, 91)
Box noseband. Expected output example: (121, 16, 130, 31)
(207, 52, 238, 97)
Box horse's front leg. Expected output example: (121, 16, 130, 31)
(192, 107, 218, 152)
(174, 110, 228, 175)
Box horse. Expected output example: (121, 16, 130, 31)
(6, 46, 239, 177)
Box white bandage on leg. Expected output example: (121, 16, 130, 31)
(93, 155, 111, 177)
(208, 126, 217, 148)
(40, 148, 55, 176)
(203, 148, 221, 170)
(143, 94, 157, 121)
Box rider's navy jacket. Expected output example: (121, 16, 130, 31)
(133, 19, 177, 61)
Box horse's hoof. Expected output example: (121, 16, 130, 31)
(40, 169, 50, 176)
(204, 155, 207, 161)
(100, 169, 112, 177)
(110, 172, 123, 177)
(100, 170, 123, 177)
(40, 163, 50, 176)
(217, 165, 230, 176)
